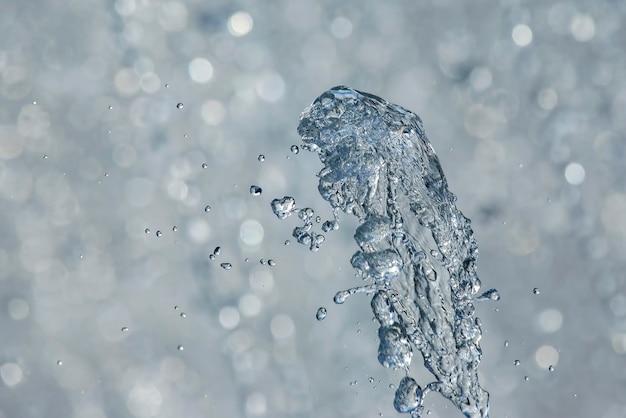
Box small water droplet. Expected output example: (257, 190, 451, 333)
(177, 345, 184, 351)
(209, 254, 216, 260)
(333, 290, 350, 304)
(220, 262, 232, 270)
(176, 103, 184, 109)
(104, 172, 109, 177)
(533, 287, 540, 295)
(514, 360, 520, 366)
(204, 205, 211, 213)
(145, 228, 151, 234)
(524, 376, 529, 381)
(174, 305, 179, 310)
(504, 340, 509, 347)
(258, 154, 265, 162)
(244, 258, 250, 262)
(57, 360, 63, 366)
(172, 226, 178, 232)
(165, 83, 170, 88)
(43, 154, 48, 159)
(249, 185, 262, 196)
(548, 365, 554, 372)
(368, 377, 374, 383)
(268, 259, 276, 266)
(156, 230, 162, 237)
(108, 105, 113, 110)
(184, 134, 188, 138)
(389, 384, 395, 389)
(290, 145, 300, 154)
(284, 240, 291, 245)
(316, 307, 327, 320)
(33, 100, 37, 105)
(349, 380, 357, 386)
(180, 312, 186, 318)
(260, 259, 267, 265)
(213, 246, 221, 255)
(202, 163, 208, 169)
(121, 327, 129, 332)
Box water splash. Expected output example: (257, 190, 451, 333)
(273, 86, 496, 418)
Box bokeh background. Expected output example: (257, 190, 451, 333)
(1, 0, 625, 417)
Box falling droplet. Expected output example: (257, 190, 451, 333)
(172, 226, 178, 232)
(316, 307, 327, 320)
(177, 345, 184, 351)
(174, 305, 179, 310)
(43, 154, 48, 159)
(202, 163, 208, 169)
(333, 290, 351, 304)
(284, 240, 291, 245)
(514, 360, 520, 366)
(108, 105, 113, 110)
(258, 154, 265, 162)
(145, 228, 151, 234)
(249, 185, 262, 196)
(260, 259, 267, 265)
(290, 145, 300, 154)
(268, 259, 276, 266)
(209, 254, 216, 260)
(204, 205, 211, 213)
(220, 262, 232, 270)
(213, 246, 221, 255)
(533, 287, 540, 295)
(180, 312, 186, 318)
(156, 230, 162, 237)
(504, 340, 509, 347)
(548, 365, 554, 372)
(57, 360, 63, 366)
(121, 327, 129, 332)
(524, 376, 529, 381)
(165, 83, 170, 88)
(176, 103, 184, 109)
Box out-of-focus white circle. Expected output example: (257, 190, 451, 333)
(330, 17, 353, 39)
(538, 308, 563, 333)
(188, 58, 213, 84)
(240, 219, 264, 246)
(160, 356, 185, 381)
(256, 72, 285, 103)
(0, 362, 23, 387)
(127, 382, 162, 417)
(167, 179, 188, 201)
(470, 67, 493, 91)
(564, 162, 585, 185)
(535, 344, 559, 369)
(140, 72, 161, 93)
(7, 298, 29, 320)
(187, 218, 211, 244)
(249, 270, 274, 294)
(538, 89, 558, 110)
(201, 100, 226, 125)
(246, 392, 267, 415)
(270, 314, 295, 340)
(228, 12, 253, 36)
(570, 14, 595, 42)
(219, 306, 240, 330)
(239, 294, 262, 317)
(512, 24, 533, 47)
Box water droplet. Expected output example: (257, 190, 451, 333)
(184, 134, 188, 138)
(349, 380, 357, 386)
(104, 172, 109, 177)
(249, 185, 262, 196)
(290, 145, 300, 154)
(57, 360, 63, 366)
(108, 105, 113, 110)
(548, 365, 554, 372)
(504, 340, 509, 347)
(202, 163, 208, 169)
(172, 226, 178, 232)
(174, 305, 180, 310)
(121, 327, 129, 332)
(180, 312, 186, 318)
(333, 290, 351, 304)
(43, 154, 48, 159)
(514, 360, 520, 366)
(533, 287, 540, 294)
(145, 228, 151, 234)
(244, 257, 250, 262)
(368, 377, 374, 383)
(204, 205, 212, 213)
(209, 254, 216, 260)
(316, 307, 327, 320)
(524, 376, 529, 381)
(213, 246, 221, 255)
(165, 83, 170, 88)
(268, 259, 276, 266)
(220, 262, 232, 270)
(258, 154, 265, 162)
(284, 240, 291, 245)
(156, 230, 162, 237)
(315, 216, 322, 223)
(176, 103, 184, 109)
(177, 345, 184, 351)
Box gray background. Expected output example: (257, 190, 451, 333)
(0, 1, 624, 417)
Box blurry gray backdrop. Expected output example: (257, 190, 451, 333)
(0, 0, 625, 417)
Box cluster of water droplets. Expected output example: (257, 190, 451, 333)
(272, 87, 498, 418)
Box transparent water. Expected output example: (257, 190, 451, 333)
(273, 87, 497, 417)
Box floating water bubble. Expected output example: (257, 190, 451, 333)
(273, 87, 495, 418)
(220, 263, 232, 270)
(249, 185, 262, 196)
(176, 103, 184, 109)
(316, 307, 327, 320)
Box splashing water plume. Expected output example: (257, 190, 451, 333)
(272, 87, 497, 418)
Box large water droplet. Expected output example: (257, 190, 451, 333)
(316, 307, 327, 320)
(220, 262, 232, 270)
(176, 103, 184, 109)
(393, 376, 422, 413)
(250, 185, 262, 196)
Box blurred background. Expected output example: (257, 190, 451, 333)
(0, 0, 625, 417)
